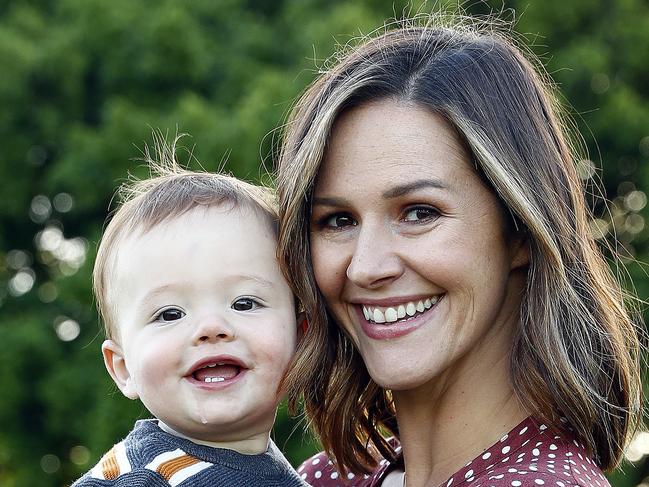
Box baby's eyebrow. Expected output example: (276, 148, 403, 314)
(231, 274, 276, 289)
(139, 283, 187, 305)
(140, 277, 276, 301)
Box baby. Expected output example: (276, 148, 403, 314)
(73, 144, 307, 486)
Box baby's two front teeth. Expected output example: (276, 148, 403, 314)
(203, 377, 225, 383)
(362, 295, 440, 324)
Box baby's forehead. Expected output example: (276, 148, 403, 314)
(134, 202, 276, 237)
(107, 204, 281, 285)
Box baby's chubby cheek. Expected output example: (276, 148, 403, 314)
(261, 342, 296, 372)
(256, 335, 297, 377)
(138, 366, 170, 394)
(132, 346, 178, 383)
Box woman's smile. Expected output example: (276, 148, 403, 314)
(360, 294, 443, 324)
(355, 293, 445, 340)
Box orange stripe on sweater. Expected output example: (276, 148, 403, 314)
(101, 446, 120, 480)
(157, 455, 200, 480)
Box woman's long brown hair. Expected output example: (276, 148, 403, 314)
(277, 14, 642, 475)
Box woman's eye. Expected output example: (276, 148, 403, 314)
(403, 206, 439, 223)
(323, 213, 357, 228)
(155, 308, 185, 322)
(232, 298, 261, 311)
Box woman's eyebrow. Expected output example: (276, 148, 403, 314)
(312, 179, 447, 207)
(382, 178, 447, 199)
(312, 196, 350, 207)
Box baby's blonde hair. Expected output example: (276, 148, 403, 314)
(93, 134, 278, 339)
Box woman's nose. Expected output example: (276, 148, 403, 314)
(192, 315, 236, 344)
(346, 223, 403, 289)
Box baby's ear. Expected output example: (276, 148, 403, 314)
(102, 340, 139, 400)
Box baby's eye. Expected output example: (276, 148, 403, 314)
(403, 206, 439, 223)
(155, 308, 185, 322)
(232, 298, 262, 312)
(322, 213, 357, 228)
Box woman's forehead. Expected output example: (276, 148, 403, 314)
(315, 100, 475, 193)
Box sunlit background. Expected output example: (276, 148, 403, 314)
(0, 1, 647, 486)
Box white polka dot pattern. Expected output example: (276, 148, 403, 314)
(296, 417, 610, 486)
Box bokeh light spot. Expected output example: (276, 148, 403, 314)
(639, 136, 649, 157)
(625, 214, 645, 234)
(70, 445, 91, 465)
(625, 431, 649, 463)
(591, 73, 610, 94)
(58, 238, 88, 268)
(35, 227, 87, 276)
(38, 282, 58, 303)
(576, 159, 595, 179)
(625, 191, 647, 212)
(40, 454, 61, 473)
(8, 269, 35, 296)
(36, 226, 64, 252)
(53, 192, 74, 213)
(589, 218, 609, 240)
(58, 261, 78, 276)
(55, 317, 81, 342)
(618, 181, 636, 196)
(6, 249, 32, 270)
(30, 195, 52, 223)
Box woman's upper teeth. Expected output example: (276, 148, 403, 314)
(362, 296, 440, 323)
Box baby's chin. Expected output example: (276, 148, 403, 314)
(158, 420, 270, 455)
(157, 418, 225, 442)
(157, 416, 274, 452)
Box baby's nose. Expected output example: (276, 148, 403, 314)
(193, 316, 235, 343)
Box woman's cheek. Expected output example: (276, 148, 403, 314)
(311, 239, 345, 300)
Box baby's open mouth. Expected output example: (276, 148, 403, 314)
(191, 362, 243, 383)
(361, 294, 442, 324)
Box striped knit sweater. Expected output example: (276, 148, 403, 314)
(71, 420, 309, 486)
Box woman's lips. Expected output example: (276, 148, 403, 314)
(356, 294, 444, 340)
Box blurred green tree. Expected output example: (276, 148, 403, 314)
(0, 1, 646, 486)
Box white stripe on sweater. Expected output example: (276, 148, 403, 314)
(114, 441, 131, 475)
(169, 461, 212, 486)
(89, 461, 105, 480)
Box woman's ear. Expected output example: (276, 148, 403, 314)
(102, 340, 139, 400)
(510, 232, 530, 270)
(296, 312, 308, 341)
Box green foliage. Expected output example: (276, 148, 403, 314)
(0, 1, 646, 486)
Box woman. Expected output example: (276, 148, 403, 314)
(276, 16, 642, 487)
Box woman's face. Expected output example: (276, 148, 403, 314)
(309, 99, 528, 392)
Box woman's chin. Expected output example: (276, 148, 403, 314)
(367, 364, 436, 392)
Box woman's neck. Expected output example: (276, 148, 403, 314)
(391, 327, 530, 487)
(157, 421, 270, 455)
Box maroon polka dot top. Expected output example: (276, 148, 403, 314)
(297, 417, 610, 486)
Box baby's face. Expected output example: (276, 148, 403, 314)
(103, 205, 297, 442)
